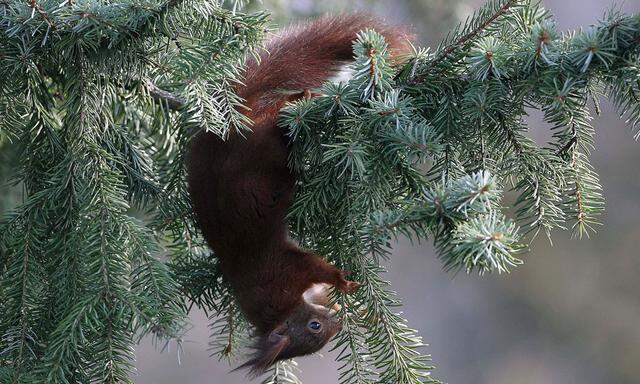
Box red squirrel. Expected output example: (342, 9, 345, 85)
(186, 14, 412, 374)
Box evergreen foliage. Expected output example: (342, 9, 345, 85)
(1, 0, 639, 383)
(0, 0, 267, 382)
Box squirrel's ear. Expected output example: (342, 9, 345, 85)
(235, 325, 291, 377)
(269, 322, 288, 340)
(254, 331, 291, 375)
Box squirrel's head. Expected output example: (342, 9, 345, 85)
(240, 284, 342, 376)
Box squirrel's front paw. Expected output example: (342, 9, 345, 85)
(336, 273, 361, 294)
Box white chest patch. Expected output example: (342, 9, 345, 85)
(329, 65, 355, 84)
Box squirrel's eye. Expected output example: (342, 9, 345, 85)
(308, 321, 322, 332)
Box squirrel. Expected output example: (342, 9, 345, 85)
(186, 13, 412, 375)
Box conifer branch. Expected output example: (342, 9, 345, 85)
(408, 0, 520, 84)
(146, 81, 186, 110)
(434, 0, 518, 65)
(11, 223, 32, 384)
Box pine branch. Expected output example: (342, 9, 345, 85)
(435, 0, 518, 65)
(408, 0, 521, 84)
(10, 220, 36, 384)
(146, 81, 186, 110)
(261, 360, 302, 384)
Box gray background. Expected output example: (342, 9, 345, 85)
(134, 1, 640, 383)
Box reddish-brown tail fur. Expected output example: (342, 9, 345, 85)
(240, 13, 413, 118)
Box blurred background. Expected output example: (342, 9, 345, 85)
(3, 0, 637, 383)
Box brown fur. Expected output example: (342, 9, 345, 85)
(186, 14, 412, 375)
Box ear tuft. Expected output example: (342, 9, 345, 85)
(233, 330, 291, 377)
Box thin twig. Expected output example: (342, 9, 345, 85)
(28, 0, 55, 30)
(431, 0, 517, 67)
(556, 135, 577, 156)
(409, 0, 518, 84)
(146, 81, 186, 110)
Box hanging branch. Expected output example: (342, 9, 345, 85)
(432, 0, 519, 66)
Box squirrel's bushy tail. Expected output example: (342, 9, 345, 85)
(239, 13, 413, 116)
